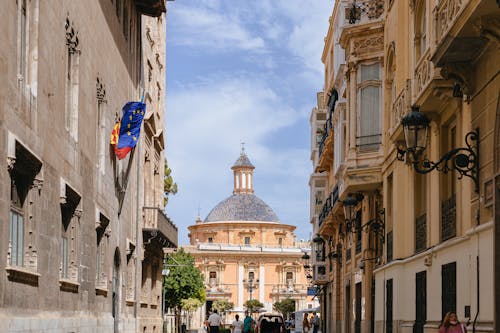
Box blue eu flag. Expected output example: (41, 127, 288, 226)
(115, 101, 146, 159)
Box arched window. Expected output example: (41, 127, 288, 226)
(415, 1, 427, 60)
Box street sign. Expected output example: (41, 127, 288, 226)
(307, 286, 317, 296)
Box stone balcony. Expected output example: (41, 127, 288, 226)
(135, 0, 166, 17)
(142, 207, 178, 248)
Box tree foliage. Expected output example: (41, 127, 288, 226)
(163, 248, 205, 310)
(244, 299, 264, 313)
(164, 158, 178, 206)
(273, 298, 295, 318)
(181, 298, 203, 312)
(212, 299, 234, 313)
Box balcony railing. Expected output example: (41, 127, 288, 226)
(318, 185, 339, 227)
(414, 50, 435, 99)
(318, 116, 333, 157)
(346, 0, 385, 25)
(435, 0, 468, 46)
(390, 79, 411, 135)
(143, 207, 178, 247)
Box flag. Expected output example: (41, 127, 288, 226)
(110, 121, 120, 145)
(113, 101, 146, 159)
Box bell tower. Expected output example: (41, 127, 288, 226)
(231, 144, 255, 194)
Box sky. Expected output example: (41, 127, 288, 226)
(165, 1, 334, 245)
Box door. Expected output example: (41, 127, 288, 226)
(414, 271, 426, 333)
(355, 282, 361, 333)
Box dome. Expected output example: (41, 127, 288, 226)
(204, 193, 279, 223)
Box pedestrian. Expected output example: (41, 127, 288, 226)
(208, 309, 222, 333)
(243, 311, 253, 333)
(302, 314, 311, 333)
(232, 314, 244, 333)
(438, 311, 467, 333)
(204, 315, 210, 332)
(312, 313, 320, 333)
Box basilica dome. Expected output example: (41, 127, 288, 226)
(203, 148, 279, 223)
(204, 193, 279, 223)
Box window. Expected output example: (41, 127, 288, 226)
(415, 271, 427, 333)
(415, 173, 427, 253)
(441, 123, 457, 241)
(387, 174, 393, 262)
(10, 180, 24, 267)
(244, 237, 250, 245)
(19, 0, 28, 81)
(248, 271, 255, 280)
(123, 4, 128, 39)
(441, 262, 456, 317)
(7, 139, 42, 276)
(415, 2, 427, 60)
(60, 183, 81, 285)
(115, 0, 121, 20)
(278, 238, 283, 247)
(355, 211, 362, 254)
(208, 237, 213, 243)
(357, 63, 381, 151)
(386, 279, 393, 333)
(96, 213, 110, 290)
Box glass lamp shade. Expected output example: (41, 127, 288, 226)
(401, 106, 430, 154)
(343, 195, 358, 221)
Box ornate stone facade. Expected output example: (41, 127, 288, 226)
(0, 1, 175, 332)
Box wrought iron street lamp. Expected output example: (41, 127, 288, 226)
(397, 105, 479, 192)
(342, 193, 364, 233)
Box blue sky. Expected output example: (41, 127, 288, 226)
(165, 1, 334, 245)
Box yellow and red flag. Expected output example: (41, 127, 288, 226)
(110, 121, 120, 145)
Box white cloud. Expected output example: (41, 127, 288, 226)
(169, 4, 265, 52)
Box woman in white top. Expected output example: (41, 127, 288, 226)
(232, 314, 244, 333)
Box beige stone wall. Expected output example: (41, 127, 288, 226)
(0, 1, 169, 332)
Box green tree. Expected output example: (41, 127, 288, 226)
(212, 299, 234, 314)
(273, 298, 295, 319)
(244, 299, 264, 314)
(164, 158, 178, 206)
(163, 248, 205, 331)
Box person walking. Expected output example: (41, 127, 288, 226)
(208, 309, 222, 333)
(438, 311, 467, 333)
(302, 314, 311, 333)
(312, 313, 320, 333)
(231, 314, 244, 333)
(243, 312, 253, 333)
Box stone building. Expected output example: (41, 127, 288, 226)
(310, 0, 499, 332)
(0, 1, 177, 332)
(185, 150, 316, 329)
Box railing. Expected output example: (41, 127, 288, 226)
(318, 115, 333, 157)
(435, 0, 468, 46)
(390, 79, 411, 135)
(346, 0, 385, 25)
(355, 134, 382, 151)
(143, 207, 178, 247)
(414, 50, 435, 99)
(196, 243, 309, 253)
(318, 185, 339, 227)
(441, 195, 456, 241)
(271, 284, 309, 294)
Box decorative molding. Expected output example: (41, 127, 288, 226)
(146, 27, 155, 48)
(352, 35, 384, 54)
(155, 53, 163, 70)
(96, 77, 106, 104)
(59, 279, 79, 293)
(73, 208, 83, 219)
(435, 0, 467, 45)
(6, 266, 40, 286)
(31, 177, 44, 191)
(65, 16, 80, 54)
(7, 156, 16, 172)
